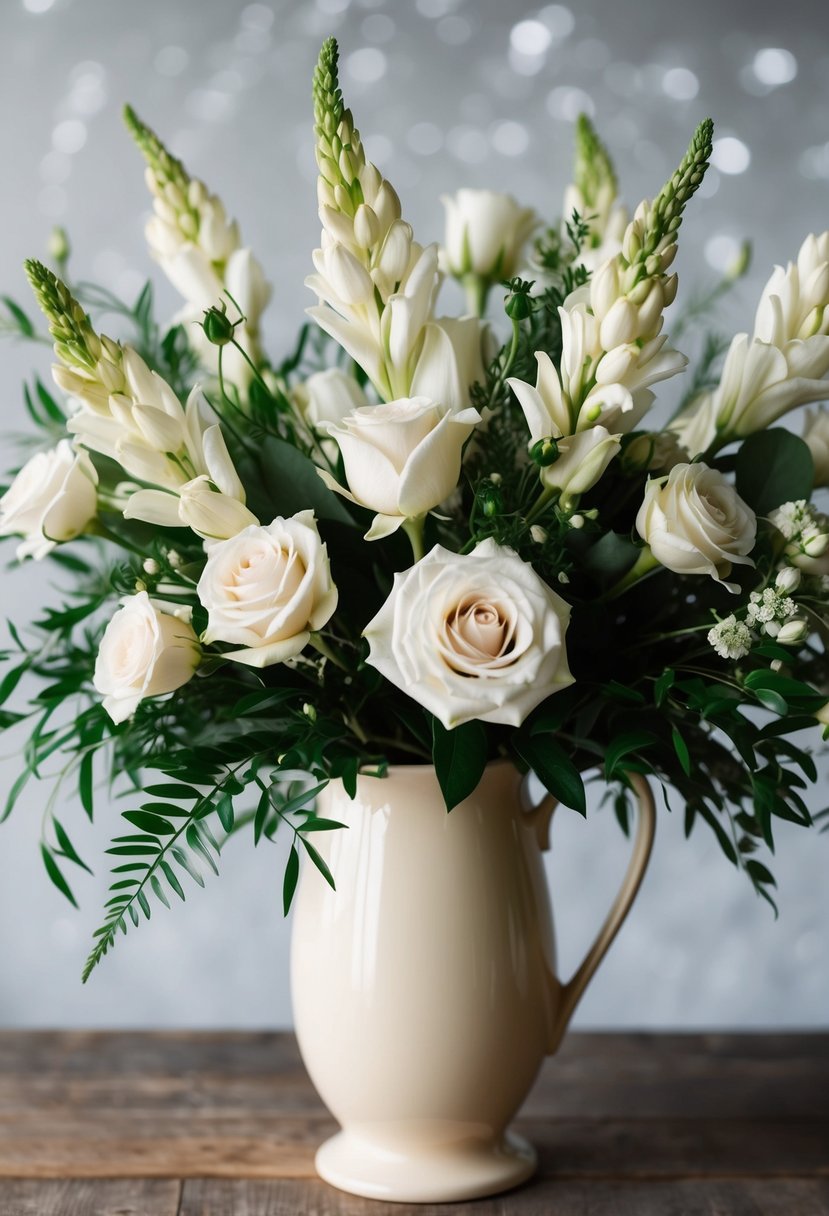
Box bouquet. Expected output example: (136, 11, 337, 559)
(1, 39, 827, 984)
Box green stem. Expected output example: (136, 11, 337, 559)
(602, 546, 660, 601)
(309, 633, 349, 671)
(402, 516, 426, 564)
(462, 274, 489, 319)
(525, 484, 557, 526)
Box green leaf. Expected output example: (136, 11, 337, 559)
(79, 752, 94, 820)
(186, 824, 219, 875)
(301, 836, 336, 890)
(2, 295, 35, 336)
(753, 688, 788, 716)
(254, 786, 271, 846)
(301, 817, 348, 833)
(216, 793, 234, 833)
(122, 810, 175, 836)
(431, 717, 489, 812)
(160, 860, 186, 902)
(144, 783, 201, 800)
(244, 436, 355, 526)
(53, 818, 93, 875)
(604, 730, 660, 779)
(654, 669, 675, 708)
(514, 733, 586, 816)
(150, 874, 170, 909)
(671, 726, 692, 777)
(1, 768, 31, 823)
(40, 844, 78, 908)
(283, 843, 300, 915)
(735, 429, 814, 515)
(278, 781, 327, 818)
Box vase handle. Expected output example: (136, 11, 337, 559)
(527, 771, 656, 1054)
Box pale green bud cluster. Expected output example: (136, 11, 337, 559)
(573, 113, 617, 215)
(587, 120, 712, 350)
(25, 259, 125, 408)
(124, 105, 200, 235)
(620, 119, 713, 292)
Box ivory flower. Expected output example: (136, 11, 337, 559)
(803, 408, 829, 487)
(293, 368, 371, 432)
(0, 441, 97, 561)
(539, 428, 622, 500)
(364, 540, 573, 729)
(319, 397, 480, 539)
(440, 189, 536, 281)
(94, 592, 200, 724)
(197, 513, 338, 668)
(636, 463, 757, 591)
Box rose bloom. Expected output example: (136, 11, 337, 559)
(364, 539, 573, 729)
(197, 512, 337, 667)
(0, 440, 97, 561)
(441, 189, 536, 281)
(320, 396, 480, 540)
(636, 462, 756, 591)
(94, 593, 200, 724)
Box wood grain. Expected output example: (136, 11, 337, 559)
(0, 1179, 180, 1216)
(0, 1032, 827, 1214)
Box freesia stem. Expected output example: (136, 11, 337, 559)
(403, 516, 426, 564)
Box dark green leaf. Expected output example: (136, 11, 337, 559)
(431, 718, 488, 812)
(671, 726, 692, 777)
(300, 836, 336, 890)
(123, 810, 175, 836)
(216, 793, 234, 833)
(604, 730, 660, 779)
(514, 733, 586, 815)
(283, 843, 300, 915)
(735, 428, 814, 515)
(53, 818, 93, 875)
(40, 844, 78, 908)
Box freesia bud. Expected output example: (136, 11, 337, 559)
(775, 566, 802, 593)
(777, 618, 808, 645)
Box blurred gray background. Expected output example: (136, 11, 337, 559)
(0, 0, 827, 1028)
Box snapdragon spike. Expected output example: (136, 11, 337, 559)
(123, 105, 270, 388)
(307, 37, 484, 408)
(25, 262, 253, 540)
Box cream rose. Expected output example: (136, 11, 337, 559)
(94, 592, 200, 724)
(441, 189, 536, 280)
(319, 396, 480, 540)
(636, 462, 757, 591)
(0, 440, 97, 561)
(364, 539, 573, 729)
(197, 512, 337, 668)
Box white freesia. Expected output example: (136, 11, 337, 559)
(0, 440, 97, 561)
(636, 463, 757, 591)
(197, 512, 337, 668)
(803, 408, 829, 487)
(292, 368, 371, 431)
(93, 592, 200, 724)
(540, 428, 622, 500)
(753, 232, 829, 345)
(319, 396, 481, 539)
(440, 189, 536, 280)
(364, 539, 573, 729)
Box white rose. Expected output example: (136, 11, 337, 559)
(364, 539, 574, 729)
(94, 592, 200, 724)
(292, 368, 370, 431)
(197, 512, 338, 668)
(803, 408, 829, 487)
(319, 396, 480, 540)
(636, 462, 757, 591)
(0, 440, 97, 561)
(441, 189, 536, 280)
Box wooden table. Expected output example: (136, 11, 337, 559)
(0, 1031, 826, 1214)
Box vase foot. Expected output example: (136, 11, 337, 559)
(315, 1128, 537, 1203)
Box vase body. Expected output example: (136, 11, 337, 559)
(291, 761, 557, 1203)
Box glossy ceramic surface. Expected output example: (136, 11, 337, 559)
(291, 762, 655, 1203)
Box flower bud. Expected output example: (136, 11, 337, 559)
(599, 297, 638, 349)
(353, 204, 380, 250)
(202, 304, 236, 347)
(48, 226, 70, 264)
(479, 484, 503, 518)
(530, 525, 548, 544)
(777, 618, 808, 645)
(530, 437, 559, 467)
(775, 566, 801, 593)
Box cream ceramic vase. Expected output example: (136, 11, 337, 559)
(291, 760, 656, 1204)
